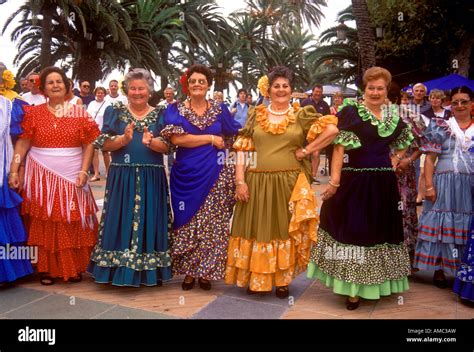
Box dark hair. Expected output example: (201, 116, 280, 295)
(312, 84, 323, 91)
(39, 66, 70, 94)
(94, 86, 107, 95)
(237, 88, 247, 96)
(449, 86, 473, 100)
(268, 66, 294, 90)
(187, 64, 213, 87)
(109, 79, 119, 85)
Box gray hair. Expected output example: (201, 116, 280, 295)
(0, 62, 6, 84)
(123, 68, 154, 94)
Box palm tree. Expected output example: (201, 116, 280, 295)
(351, 0, 376, 73)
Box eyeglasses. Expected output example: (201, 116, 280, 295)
(29, 79, 36, 83)
(451, 100, 471, 106)
(82, 85, 90, 88)
(188, 78, 207, 85)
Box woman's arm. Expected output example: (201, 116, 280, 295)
(321, 144, 345, 201)
(234, 151, 249, 202)
(102, 122, 134, 152)
(295, 124, 338, 160)
(424, 152, 437, 202)
(171, 134, 225, 149)
(8, 138, 31, 189)
(76, 144, 94, 187)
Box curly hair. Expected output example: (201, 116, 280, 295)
(187, 64, 213, 87)
(123, 68, 154, 94)
(39, 66, 71, 94)
(267, 66, 294, 90)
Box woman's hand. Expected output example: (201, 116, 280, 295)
(8, 172, 20, 189)
(395, 157, 412, 174)
(142, 126, 153, 147)
(76, 171, 88, 188)
(391, 155, 400, 170)
(295, 148, 308, 161)
(123, 122, 135, 144)
(212, 135, 225, 149)
(425, 186, 436, 203)
(235, 183, 250, 202)
(321, 184, 338, 201)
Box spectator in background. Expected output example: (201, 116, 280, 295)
(87, 86, 111, 180)
(158, 87, 176, 108)
(213, 91, 224, 104)
(412, 83, 431, 114)
(301, 84, 330, 185)
(22, 72, 47, 106)
(247, 93, 253, 106)
(230, 88, 249, 128)
(400, 91, 410, 105)
(75, 80, 95, 106)
(19, 77, 29, 96)
(66, 79, 83, 106)
(423, 89, 451, 121)
(105, 79, 128, 105)
(442, 90, 452, 111)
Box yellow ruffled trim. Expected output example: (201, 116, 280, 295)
(225, 172, 318, 291)
(233, 136, 255, 151)
(306, 114, 338, 142)
(256, 104, 297, 135)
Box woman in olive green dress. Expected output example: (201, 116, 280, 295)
(225, 66, 339, 298)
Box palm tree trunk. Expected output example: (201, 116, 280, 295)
(351, 0, 376, 74)
(453, 34, 473, 77)
(40, 4, 55, 69)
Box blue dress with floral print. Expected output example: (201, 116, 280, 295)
(87, 103, 172, 286)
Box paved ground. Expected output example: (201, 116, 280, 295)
(1, 156, 472, 320)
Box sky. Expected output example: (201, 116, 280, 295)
(0, 0, 352, 90)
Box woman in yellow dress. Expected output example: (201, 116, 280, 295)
(225, 66, 339, 298)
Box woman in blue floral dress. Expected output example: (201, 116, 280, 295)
(414, 86, 474, 289)
(88, 69, 172, 287)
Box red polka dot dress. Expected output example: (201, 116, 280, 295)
(20, 104, 100, 280)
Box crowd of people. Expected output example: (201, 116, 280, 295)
(0, 60, 473, 311)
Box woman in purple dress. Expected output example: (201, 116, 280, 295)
(162, 64, 240, 291)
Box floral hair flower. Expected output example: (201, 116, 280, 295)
(257, 75, 269, 98)
(179, 69, 190, 96)
(1, 69, 16, 90)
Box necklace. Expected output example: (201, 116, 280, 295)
(129, 105, 152, 119)
(189, 99, 208, 116)
(268, 103, 291, 116)
(47, 103, 69, 128)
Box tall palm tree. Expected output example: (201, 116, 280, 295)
(351, 0, 376, 73)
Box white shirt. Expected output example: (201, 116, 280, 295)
(87, 99, 111, 130)
(105, 94, 128, 105)
(22, 92, 47, 106)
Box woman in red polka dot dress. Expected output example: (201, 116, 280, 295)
(9, 67, 100, 285)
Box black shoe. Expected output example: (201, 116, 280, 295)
(460, 298, 474, 307)
(69, 273, 82, 283)
(346, 297, 360, 310)
(181, 277, 195, 291)
(275, 286, 289, 299)
(40, 275, 56, 286)
(198, 278, 211, 290)
(433, 278, 448, 289)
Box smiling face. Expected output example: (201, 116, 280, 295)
(188, 73, 209, 100)
(451, 92, 472, 119)
(269, 77, 292, 106)
(312, 86, 323, 102)
(95, 89, 106, 102)
(429, 94, 443, 109)
(413, 85, 426, 103)
(364, 78, 388, 108)
(109, 81, 119, 96)
(127, 79, 150, 107)
(44, 72, 67, 101)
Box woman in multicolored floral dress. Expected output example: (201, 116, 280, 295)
(414, 86, 474, 289)
(395, 99, 428, 265)
(162, 64, 241, 291)
(225, 66, 338, 299)
(88, 69, 172, 287)
(307, 67, 414, 310)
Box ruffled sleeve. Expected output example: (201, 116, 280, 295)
(93, 105, 122, 149)
(161, 103, 187, 139)
(420, 118, 451, 154)
(332, 104, 362, 150)
(10, 98, 28, 137)
(233, 107, 256, 151)
(298, 105, 337, 143)
(80, 115, 101, 145)
(151, 108, 171, 148)
(390, 123, 415, 150)
(19, 105, 36, 140)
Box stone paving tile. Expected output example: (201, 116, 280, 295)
(192, 295, 287, 319)
(0, 287, 50, 314)
(93, 305, 176, 319)
(282, 308, 342, 319)
(5, 294, 114, 319)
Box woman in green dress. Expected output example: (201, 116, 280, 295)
(225, 66, 339, 298)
